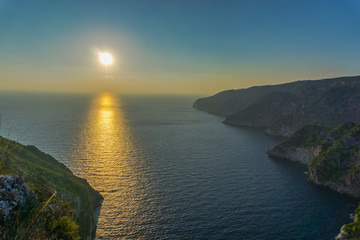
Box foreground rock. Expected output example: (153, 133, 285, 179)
(0, 136, 103, 239)
(267, 122, 360, 239)
(0, 176, 34, 222)
(193, 75, 360, 136)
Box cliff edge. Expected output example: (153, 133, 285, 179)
(0, 136, 103, 239)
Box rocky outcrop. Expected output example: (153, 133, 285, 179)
(194, 75, 360, 136)
(335, 225, 348, 240)
(268, 146, 321, 165)
(0, 176, 34, 222)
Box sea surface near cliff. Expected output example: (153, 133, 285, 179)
(0, 92, 357, 239)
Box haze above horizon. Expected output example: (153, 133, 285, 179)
(1, 0, 360, 94)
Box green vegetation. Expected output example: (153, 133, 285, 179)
(0, 136, 102, 239)
(282, 124, 331, 148)
(1, 197, 81, 240)
(50, 216, 80, 240)
(343, 222, 360, 240)
(343, 204, 360, 240)
(330, 122, 357, 141)
(310, 144, 355, 182)
(309, 123, 360, 183)
(280, 122, 355, 149)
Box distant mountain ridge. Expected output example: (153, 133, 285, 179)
(193, 75, 360, 136)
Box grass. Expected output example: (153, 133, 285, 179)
(0, 135, 103, 239)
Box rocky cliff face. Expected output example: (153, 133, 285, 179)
(336, 225, 348, 240)
(268, 145, 321, 165)
(267, 122, 360, 239)
(267, 122, 360, 197)
(194, 75, 360, 136)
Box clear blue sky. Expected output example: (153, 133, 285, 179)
(1, 0, 360, 94)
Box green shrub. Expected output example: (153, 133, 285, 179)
(50, 216, 80, 240)
(344, 222, 360, 240)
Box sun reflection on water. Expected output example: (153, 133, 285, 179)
(71, 92, 156, 239)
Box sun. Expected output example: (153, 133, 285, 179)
(99, 52, 113, 66)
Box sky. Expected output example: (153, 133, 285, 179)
(0, 0, 360, 94)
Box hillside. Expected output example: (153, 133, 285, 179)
(0, 136, 103, 239)
(193, 75, 360, 136)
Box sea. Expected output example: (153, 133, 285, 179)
(0, 92, 356, 240)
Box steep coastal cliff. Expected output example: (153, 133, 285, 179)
(193, 75, 360, 136)
(267, 122, 360, 239)
(267, 122, 360, 198)
(0, 136, 103, 239)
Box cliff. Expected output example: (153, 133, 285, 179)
(193, 75, 360, 136)
(267, 122, 360, 197)
(0, 136, 103, 239)
(267, 122, 360, 239)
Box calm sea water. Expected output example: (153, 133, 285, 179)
(0, 92, 356, 240)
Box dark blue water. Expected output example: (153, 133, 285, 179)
(0, 92, 356, 239)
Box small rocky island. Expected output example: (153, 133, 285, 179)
(0, 136, 103, 239)
(194, 75, 360, 239)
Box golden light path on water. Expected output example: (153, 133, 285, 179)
(71, 92, 157, 239)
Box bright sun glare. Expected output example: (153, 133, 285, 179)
(99, 52, 113, 66)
